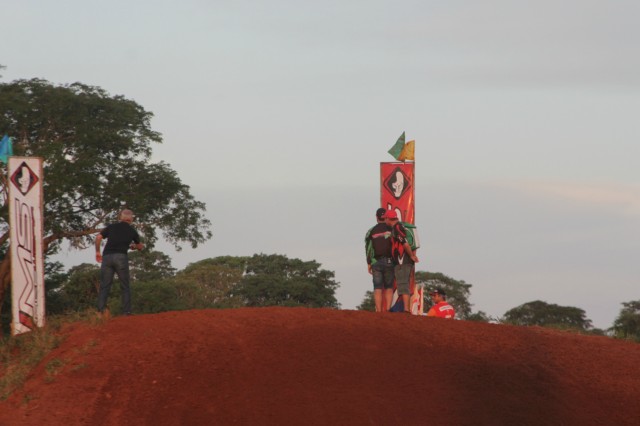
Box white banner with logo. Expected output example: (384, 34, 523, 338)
(8, 157, 45, 335)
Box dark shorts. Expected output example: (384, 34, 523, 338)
(394, 263, 413, 295)
(372, 257, 395, 290)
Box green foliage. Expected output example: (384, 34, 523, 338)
(355, 271, 481, 318)
(130, 279, 186, 314)
(0, 299, 8, 336)
(182, 256, 249, 271)
(45, 261, 69, 292)
(357, 291, 376, 312)
(45, 253, 340, 315)
(416, 271, 474, 319)
(51, 263, 101, 314)
(44, 261, 71, 315)
(465, 311, 493, 322)
(44, 358, 66, 382)
(502, 300, 594, 331)
(0, 78, 213, 332)
(234, 254, 340, 308)
(0, 325, 64, 400)
(174, 259, 245, 309)
(128, 250, 176, 282)
(0, 310, 104, 400)
(132, 253, 341, 311)
(611, 300, 640, 342)
(0, 78, 212, 252)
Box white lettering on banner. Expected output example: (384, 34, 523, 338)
(15, 201, 36, 326)
(9, 157, 45, 335)
(16, 201, 34, 252)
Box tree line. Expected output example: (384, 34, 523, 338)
(0, 76, 212, 335)
(1, 252, 339, 330)
(6, 250, 639, 342)
(1, 75, 638, 342)
(356, 271, 640, 340)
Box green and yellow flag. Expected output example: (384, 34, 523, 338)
(388, 132, 414, 161)
(387, 132, 405, 160)
(398, 140, 415, 161)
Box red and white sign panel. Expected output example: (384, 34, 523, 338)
(9, 157, 45, 335)
(381, 162, 421, 312)
(380, 162, 415, 224)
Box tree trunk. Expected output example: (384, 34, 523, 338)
(0, 254, 11, 337)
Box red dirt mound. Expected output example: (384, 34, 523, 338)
(1, 308, 640, 425)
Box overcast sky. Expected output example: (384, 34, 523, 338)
(3, 0, 639, 329)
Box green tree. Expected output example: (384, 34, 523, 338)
(184, 256, 249, 271)
(355, 272, 482, 318)
(416, 271, 474, 319)
(611, 300, 640, 342)
(128, 250, 176, 282)
(57, 262, 173, 316)
(502, 300, 593, 331)
(466, 311, 493, 322)
(173, 257, 247, 309)
(356, 291, 376, 312)
(0, 79, 212, 325)
(43, 261, 71, 315)
(56, 263, 101, 313)
(130, 279, 186, 314)
(234, 254, 340, 308)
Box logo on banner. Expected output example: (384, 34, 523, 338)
(383, 166, 411, 200)
(10, 162, 40, 196)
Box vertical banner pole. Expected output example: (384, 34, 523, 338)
(8, 157, 46, 335)
(380, 161, 416, 312)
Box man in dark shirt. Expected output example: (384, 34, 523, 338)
(95, 209, 144, 317)
(365, 208, 395, 312)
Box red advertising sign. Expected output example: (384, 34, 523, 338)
(380, 162, 415, 224)
(380, 161, 421, 313)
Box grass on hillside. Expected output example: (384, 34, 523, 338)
(0, 310, 104, 401)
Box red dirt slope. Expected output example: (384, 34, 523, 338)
(1, 308, 640, 425)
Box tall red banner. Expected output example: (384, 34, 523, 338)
(380, 162, 423, 314)
(380, 162, 414, 225)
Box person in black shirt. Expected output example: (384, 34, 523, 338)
(95, 209, 144, 316)
(365, 208, 395, 312)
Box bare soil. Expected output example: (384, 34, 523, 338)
(1, 308, 640, 425)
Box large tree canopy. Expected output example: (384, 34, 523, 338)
(416, 271, 474, 319)
(502, 300, 594, 331)
(611, 300, 640, 342)
(236, 254, 340, 308)
(356, 271, 479, 318)
(128, 250, 176, 283)
(173, 256, 247, 309)
(44, 254, 339, 315)
(0, 78, 212, 305)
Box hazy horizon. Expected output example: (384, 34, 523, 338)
(5, 0, 639, 330)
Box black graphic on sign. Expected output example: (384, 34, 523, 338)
(383, 166, 411, 200)
(10, 162, 39, 196)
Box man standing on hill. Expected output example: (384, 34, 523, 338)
(426, 288, 455, 319)
(365, 208, 395, 312)
(95, 209, 144, 317)
(384, 209, 419, 313)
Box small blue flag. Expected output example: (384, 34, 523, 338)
(0, 135, 13, 164)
